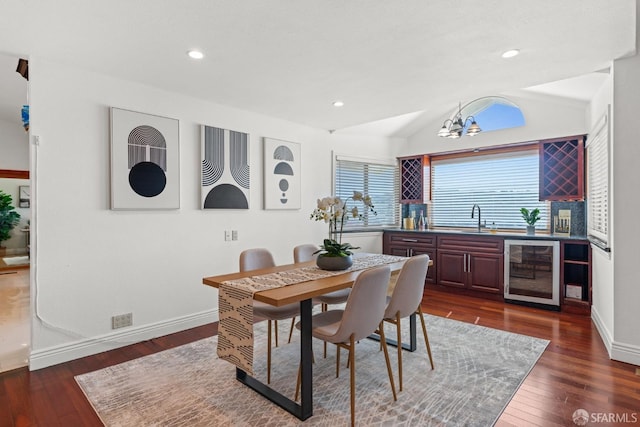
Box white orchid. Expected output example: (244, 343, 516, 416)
(310, 190, 377, 245)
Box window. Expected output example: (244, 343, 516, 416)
(334, 155, 399, 230)
(586, 110, 610, 249)
(430, 148, 549, 230)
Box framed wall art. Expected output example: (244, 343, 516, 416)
(263, 137, 301, 210)
(110, 108, 180, 210)
(201, 125, 250, 209)
(18, 186, 30, 208)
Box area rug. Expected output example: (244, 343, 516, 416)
(75, 314, 548, 426)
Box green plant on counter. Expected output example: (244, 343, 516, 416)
(0, 190, 21, 247)
(520, 207, 541, 226)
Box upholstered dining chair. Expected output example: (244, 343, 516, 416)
(292, 243, 352, 357)
(239, 248, 300, 384)
(382, 254, 434, 391)
(295, 265, 397, 427)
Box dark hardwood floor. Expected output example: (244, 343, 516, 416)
(1, 289, 638, 426)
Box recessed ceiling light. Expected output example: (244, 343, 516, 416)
(332, 100, 344, 107)
(187, 50, 204, 60)
(501, 49, 520, 59)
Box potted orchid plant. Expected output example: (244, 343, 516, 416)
(310, 191, 376, 270)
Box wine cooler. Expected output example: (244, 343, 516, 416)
(504, 240, 560, 309)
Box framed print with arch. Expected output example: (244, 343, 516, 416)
(263, 137, 301, 210)
(201, 125, 250, 209)
(110, 108, 180, 210)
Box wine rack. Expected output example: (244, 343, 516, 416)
(539, 136, 585, 201)
(399, 155, 424, 204)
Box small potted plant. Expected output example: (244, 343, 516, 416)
(520, 207, 540, 235)
(0, 190, 21, 253)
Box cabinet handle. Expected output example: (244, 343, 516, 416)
(410, 248, 414, 256)
(467, 253, 471, 273)
(463, 254, 467, 272)
(402, 238, 419, 242)
(406, 248, 409, 257)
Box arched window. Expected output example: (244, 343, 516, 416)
(459, 96, 525, 133)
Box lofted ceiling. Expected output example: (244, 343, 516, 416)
(0, 1, 636, 135)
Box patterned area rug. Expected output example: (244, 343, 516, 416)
(75, 314, 548, 426)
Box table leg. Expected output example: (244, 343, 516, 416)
(367, 312, 417, 352)
(235, 298, 313, 420)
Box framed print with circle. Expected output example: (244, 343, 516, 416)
(110, 108, 180, 210)
(263, 137, 301, 210)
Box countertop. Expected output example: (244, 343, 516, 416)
(384, 228, 589, 241)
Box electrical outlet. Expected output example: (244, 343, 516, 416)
(224, 230, 231, 241)
(232, 230, 238, 241)
(112, 313, 133, 329)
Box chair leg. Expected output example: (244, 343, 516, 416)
(396, 312, 403, 391)
(294, 362, 301, 401)
(349, 335, 356, 427)
(274, 320, 279, 347)
(418, 306, 435, 370)
(336, 345, 341, 378)
(378, 322, 397, 402)
(267, 320, 272, 384)
(322, 303, 328, 358)
(288, 317, 296, 344)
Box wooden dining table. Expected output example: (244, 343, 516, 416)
(202, 254, 417, 421)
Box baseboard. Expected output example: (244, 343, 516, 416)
(591, 306, 613, 357)
(29, 308, 218, 371)
(592, 307, 640, 366)
(611, 341, 640, 367)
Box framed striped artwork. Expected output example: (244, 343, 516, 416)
(201, 125, 250, 209)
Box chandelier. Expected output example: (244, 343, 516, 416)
(437, 102, 482, 138)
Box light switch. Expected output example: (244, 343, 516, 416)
(232, 230, 238, 241)
(224, 230, 231, 241)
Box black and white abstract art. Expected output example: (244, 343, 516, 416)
(110, 108, 180, 210)
(263, 137, 300, 210)
(201, 125, 250, 209)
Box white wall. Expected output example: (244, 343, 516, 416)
(0, 117, 29, 170)
(27, 58, 400, 369)
(611, 49, 640, 365)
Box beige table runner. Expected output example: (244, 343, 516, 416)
(217, 254, 406, 373)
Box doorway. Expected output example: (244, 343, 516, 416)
(0, 51, 30, 373)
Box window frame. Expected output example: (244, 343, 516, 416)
(428, 143, 551, 232)
(332, 153, 400, 232)
(586, 108, 611, 251)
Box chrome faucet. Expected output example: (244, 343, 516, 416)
(471, 204, 481, 233)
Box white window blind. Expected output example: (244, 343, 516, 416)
(586, 111, 610, 248)
(334, 156, 399, 230)
(431, 149, 549, 230)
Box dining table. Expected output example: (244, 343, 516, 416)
(202, 253, 422, 421)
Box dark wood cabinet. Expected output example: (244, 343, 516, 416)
(539, 135, 585, 201)
(399, 155, 425, 204)
(560, 240, 592, 314)
(383, 231, 436, 284)
(436, 234, 504, 295)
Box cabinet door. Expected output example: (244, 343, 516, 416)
(411, 247, 437, 284)
(468, 253, 503, 294)
(436, 250, 466, 289)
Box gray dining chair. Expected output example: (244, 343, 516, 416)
(383, 254, 434, 391)
(295, 265, 397, 427)
(239, 248, 300, 384)
(293, 243, 352, 357)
